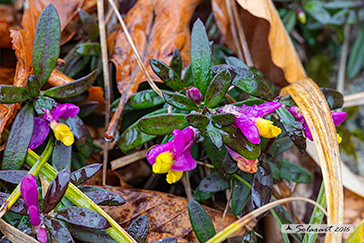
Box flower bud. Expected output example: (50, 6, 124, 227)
(187, 87, 203, 104)
(297, 9, 306, 24)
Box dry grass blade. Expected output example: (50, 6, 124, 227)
(206, 197, 331, 243)
(282, 78, 343, 243)
(343, 92, 364, 108)
(110, 149, 147, 170)
(0, 218, 38, 243)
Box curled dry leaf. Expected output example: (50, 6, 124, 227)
(211, 0, 306, 86)
(100, 187, 243, 243)
(0, 20, 12, 48)
(106, 0, 201, 139)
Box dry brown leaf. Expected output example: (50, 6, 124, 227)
(100, 187, 243, 243)
(106, 0, 201, 139)
(211, 0, 306, 86)
(0, 20, 12, 48)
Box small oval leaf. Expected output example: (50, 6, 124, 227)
(231, 172, 252, 216)
(75, 43, 101, 56)
(52, 142, 72, 171)
(43, 216, 75, 243)
(162, 91, 197, 111)
(0, 192, 28, 215)
(127, 215, 149, 243)
(149, 59, 183, 91)
(70, 164, 102, 185)
(0, 86, 30, 104)
(279, 160, 313, 183)
(185, 113, 210, 131)
(188, 200, 216, 243)
(78, 186, 125, 206)
(79, 9, 99, 42)
(251, 163, 273, 210)
(68, 225, 116, 243)
(199, 172, 230, 193)
(320, 88, 344, 110)
(211, 113, 236, 127)
(0, 170, 27, 184)
(170, 48, 182, 77)
(26, 75, 41, 98)
(204, 70, 231, 108)
(138, 114, 188, 135)
(129, 89, 165, 109)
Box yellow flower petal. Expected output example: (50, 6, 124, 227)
(51, 122, 75, 146)
(166, 170, 183, 184)
(255, 118, 282, 138)
(337, 133, 342, 144)
(153, 152, 174, 174)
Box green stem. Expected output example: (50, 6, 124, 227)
(302, 182, 326, 243)
(232, 174, 252, 189)
(0, 137, 54, 216)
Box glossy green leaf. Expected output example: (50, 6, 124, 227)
(138, 113, 188, 135)
(283, 9, 297, 33)
(279, 160, 312, 183)
(211, 113, 235, 127)
(26, 75, 40, 98)
(79, 9, 99, 41)
(0, 85, 30, 104)
(193, 185, 215, 202)
(129, 89, 164, 109)
(0, 170, 27, 184)
(150, 59, 183, 91)
(118, 109, 167, 151)
(188, 200, 216, 243)
(43, 216, 75, 243)
(71, 164, 102, 185)
(198, 172, 230, 193)
(170, 48, 182, 77)
(276, 107, 306, 154)
(75, 43, 101, 56)
(78, 186, 125, 206)
(204, 70, 231, 108)
(2, 103, 34, 170)
(203, 137, 230, 180)
(162, 91, 197, 111)
(185, 113, 210, 132)
(78, 102, 99, 118)
(56, 206, 111, 229)
(52, 142, 72, 171)
(251, 163, 273, 210)
(34, 96, 57, 115)
(279, 95, 296, 107)
(68, 225, 116, 243)
(183, 63, 193, 87)
(323, 1, 362, 9)
(225, 56, 249, 69)
(191, 19, 211, 95)
(231, 172, 252, 216)
(320, 88, 344, 110)
(0, 192, 28, 215)
(304, 1, 331, 25)
(206, 122, 223, 149)
(33, 4, 61, 86)
(347, 25, 364, 79)
(276, 136, 293, 154)
(43, 70, 97, 98)
(127, 215, 149, 243)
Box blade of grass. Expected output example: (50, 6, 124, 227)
(344, 218, 364, 243)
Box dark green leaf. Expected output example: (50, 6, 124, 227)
(42, 167, 71, 214)
(33, 4, 61, 86)
(66, 116, 95, 158)
(79, 9, 99, 41)
(323, 1, 363, 9)
(52, 142, 72, 171)
(199, 172, 230, 193)
(170, 48, 182, 77)
(204, 70, 231, 108)
(0, 170, 27, 184)
(78, 186, 125, 206)
(347, 25, 364, 79)
(188, 200, 216, 243)
(273, 206, 302, 242)
(304, 1, 331, 25)
(152, 238, 177, 243)
(330, 9, 348, 25)
(225, 56, 249, 68)
(71, 151, 86, 170)
(56, 206, 111, 229)
(26, 75, 40, 98)
(206, 122, 223, 149)
(34, 96, 57, 115)
(71, 164, 102, 185)
(0, 192, 27, 215)
(183, 63, 193, 87)
(43, 216, 75, 243)
(185, 113, 210, 131)
(191, 19, 211, 95)
(211, 113, 235, 127)
(43, 70, 97, 98)
(269, 162, 280, 180)
(0, 86, 30, 104)
(78, 101, 99, 118)
(129, 89, 164, 109)
(118, 109, 167, 151)
(162, 91, 197, 111)
(279, 95, 296, 107)
(138, 113, 188, 135)
(279, 160, 312, 183)
(283, 9, 297, 33)
(232, 98, 265, 107)
(203, 138, 230, 179)
(242, 230, 257, 243)
(251, 163, 273, 210)
(75, 43, 100, 56)
(127, 215, 149, 243)
(68, 225, 116, 243)
(276, 107, 306, 154)
(149, 59, 183, 91)
(193, 185, 215, 202)
(231, 172, 252, 216)
(2, 103, 34, 170)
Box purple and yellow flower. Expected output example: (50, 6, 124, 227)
(20, 175, 47, 243)
(30, 104, 79, 149)
(226, 147, 258, 173)
(146, 127, 197, 184)
(219, 102, 282, 144)
(288, 106, 347, 143)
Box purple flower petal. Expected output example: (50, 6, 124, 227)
(29, 118, 50, 150)
(28, 205, 41, 226)
(171, 147, 196, 171)
(52, 104, 79, 120)
(235, 118, 260, 144)
(332, 112, 347, 126)
(288, 106, 301, 120)
(36, 227, 47, 243)
(256, 102, 282, 117)
(20, 175, 41, 227)
(146, 142, 174, 165)
(172, 129, 187, 156)
(303, 123, 313, 141)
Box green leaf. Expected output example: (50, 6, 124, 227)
(79, 9, 99, 41)
(191, 19, 211, 95)
(188, 200, 216, 243)
(169, 48, 182, 77)
(183, 63, 193, 87)
(127, 216, 149, 243)
(138, 113, 188, 135)
(149, 59, 183, 91)
(276, 107, 306, 154)
(206, 122, 223, 149)
(283, 9, 297, 33)
(162, 91, 197, 111)
(203, 137, 230, 180)
(304, 1, 331, 25)
(43, 70, 97, 98)
(320, 88, 344, 110)
(225, 56, 249, 68)
(66, 116, 95, 158)
(242, 230, 257, 243)
(279, 160, 313, 183)
(2, 103, 34, 170)
(211, 113, 235, 127)
(33, 4, 61, 86)
(52, 142, 72, 171)
(347, 25, 364, 79)
(0, 85, 30, 104)
(322, 1, 363, 9)
(185, 113, 210, 132)
(330, 9, 348, 25)
(26, 75, 41, 98)
(193, 185, 215, 202)
(204, 70, 231, 108)
(34, 96, 57, 115)
(199, 172, 230, 193)
(75, 43, 101, 56)
(129, 89, 164, 109)
(118, 109, 167, 151)
(231, 172, 252, 216)
(43, 216, 75, 243)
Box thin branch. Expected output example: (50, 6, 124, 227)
(182, 172, 193, 201)
(110, 149, 147, 170)
(218, 181, 233, 232)
(336, 24, 350, 94)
